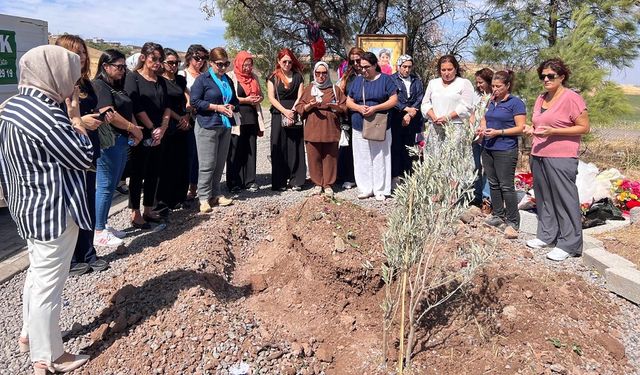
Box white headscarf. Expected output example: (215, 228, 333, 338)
(126, 52, 141, 71)
(18, 45, 81, 103)
(311, 61, 332, 101)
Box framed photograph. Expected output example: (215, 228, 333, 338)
(356, 34, 408, 75)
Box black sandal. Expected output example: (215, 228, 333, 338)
(131, 221, 151, 230)
(143, 214, 162, 223)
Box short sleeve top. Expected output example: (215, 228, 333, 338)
(482, 95, 526, 151)
(531, 89, 587, 158)
(347, 74, 398, 131)
(93, 78, 133, 136)
(124, 70, 168, 128)
(268, 72, 304, 113)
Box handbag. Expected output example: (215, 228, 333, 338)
(361, 84, 387, 141)
(275, 78, 303, 128)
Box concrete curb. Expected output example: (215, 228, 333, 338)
(583, 233, 640, 304)
(0, 194, 130, 285)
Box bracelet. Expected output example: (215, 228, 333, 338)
(127, 123, 132, 133)
(501, 129, 505, 136)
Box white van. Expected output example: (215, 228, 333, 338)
(0, 14, 48, 207)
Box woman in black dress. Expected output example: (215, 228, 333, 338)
(124, 42, 171, 228)
(155, 48, 190, 211)
(266, 48, 305, 191)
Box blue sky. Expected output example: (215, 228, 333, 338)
(0, 0, 227, 51)
(1, 1, 638, 85)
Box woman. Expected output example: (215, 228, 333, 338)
(476, 71, 526, 238)
(296, 61, 347, 197)
(179, 44, 208, 200)
(227, 51, 265, 193)
(125, 42, 171, 228)
(389, 55, 424, 184)
(55, 35, 111, 276)
(469, 68, 494, 207)
(267, 48, 305, 191)
(378, 49, 393, 75)
(420, 55, 475, 148)
(336, 47, 365, 189)
(155, 48, 190, 212)
(346, 52, 398, 201)
(0, 45, 91, 374)
(93, 50, 144, 244)
(190, 47, 238, 213)
(524, 58, 590, 261)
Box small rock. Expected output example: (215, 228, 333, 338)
(174, 328, 184, 338)
(524, 290, 533, 299)
(595, 333, 626, 360)
(281, 365, 296, 375)
(522, 250, 534, 259)
(111, 313, 128, 333)
(290, 341, 303, 357)
(250, 275, 268, 293)
(630, 207, 640, 224)
(90, 323, 109, 342)
(502, 305, 517, 321)
(302, 342, 313, 357)
(267, 350, 284, 360)
(334, 237, 347, 253)
(265, 235, 274, 242)
(315, 345, 333, 363)
(550, 363, 567, 374)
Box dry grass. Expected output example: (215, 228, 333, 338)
(581, 136, 640, 180)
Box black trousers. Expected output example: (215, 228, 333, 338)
(270, 113, 306, 190)
(128, 143, 160, 210)
(337, 127, 355, 184)
(482, 147, 519, 228)
(72, 170, 97, 266)
(391, 127, 417, 178)
(227, 123, 259, 190)
(157, 130, 190, 208)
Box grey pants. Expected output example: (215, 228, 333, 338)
(195, 124, 231, 201)
(530, 156, 583, 255)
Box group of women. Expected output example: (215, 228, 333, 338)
(0, 34, 591, 374)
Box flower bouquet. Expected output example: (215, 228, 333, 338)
(612, 178, 640, 210)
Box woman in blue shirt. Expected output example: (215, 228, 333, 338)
(477, 70, 526, 236)
(191, 47, 239, 213)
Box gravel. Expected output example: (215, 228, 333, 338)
(0, 114, 638, 374)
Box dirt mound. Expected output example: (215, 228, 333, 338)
(71, 199, 630, 374)
(235, 196, 387, 373)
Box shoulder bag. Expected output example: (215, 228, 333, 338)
(361, 82, 387, 141)
(276, 78, 303, 128)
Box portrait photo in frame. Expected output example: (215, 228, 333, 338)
(356, 34, 408, 75)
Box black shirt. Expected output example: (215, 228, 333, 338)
(237, 84, 258, 125)
(78, 80, 100, 160)
(93, 78, 133, 136)
(124, 70, 168, 129)
(165, 74, 187, 135)
(268, 72, 303, 113)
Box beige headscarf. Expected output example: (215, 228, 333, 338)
(18, 45, 81, 103)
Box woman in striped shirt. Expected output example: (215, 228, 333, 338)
(0, 45, 92, 374)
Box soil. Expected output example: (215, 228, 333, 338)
(71, 197, 630, 374)
(595, 224, 640, 268)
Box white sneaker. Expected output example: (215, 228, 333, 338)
(375, 194, 386, 201)
(526, 238, 550, 249)
(93, 230, 124, 247)
(546, 247, 571, 261)
(342, 182, 356, 189)
(106, 225, 126, 239)
(357, 192, 373, 199)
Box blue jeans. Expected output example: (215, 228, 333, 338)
(95, 135, 129, 230)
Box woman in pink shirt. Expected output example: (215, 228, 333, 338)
(524, 58, 590, 261)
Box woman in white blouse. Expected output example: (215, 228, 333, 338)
(420, 55, 475, 146)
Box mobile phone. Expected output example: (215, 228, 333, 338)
(97, 108, 114, 121)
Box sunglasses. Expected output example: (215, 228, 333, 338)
(214, 61, 231, 69)
(148, 55, 164, 63)
(314, 71, 328, 76)
(165, 60, 181, 67)
(193, 55, 208, 62)
(349, 58, 361, 65)
(281, 60, 293, 65)
(109, 63, 127, 71)
(539, 73, 559, 81)
(360, 64, 373, 70)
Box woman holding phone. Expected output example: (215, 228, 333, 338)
(524, 58, 590, 261)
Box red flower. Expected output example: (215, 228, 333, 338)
(626, 200, 640, 210)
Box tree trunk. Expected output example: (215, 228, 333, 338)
(548, 0, 558, 46)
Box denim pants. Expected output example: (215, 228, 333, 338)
(472, 142, 488, 202)
(482, 147, 519, 228)
(95, 135, 129, 230)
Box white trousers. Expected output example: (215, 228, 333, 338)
(352, 128, 392, 196)
(21, 212, 78, 363)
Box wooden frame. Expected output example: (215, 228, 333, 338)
(356, 34, 408, 75)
